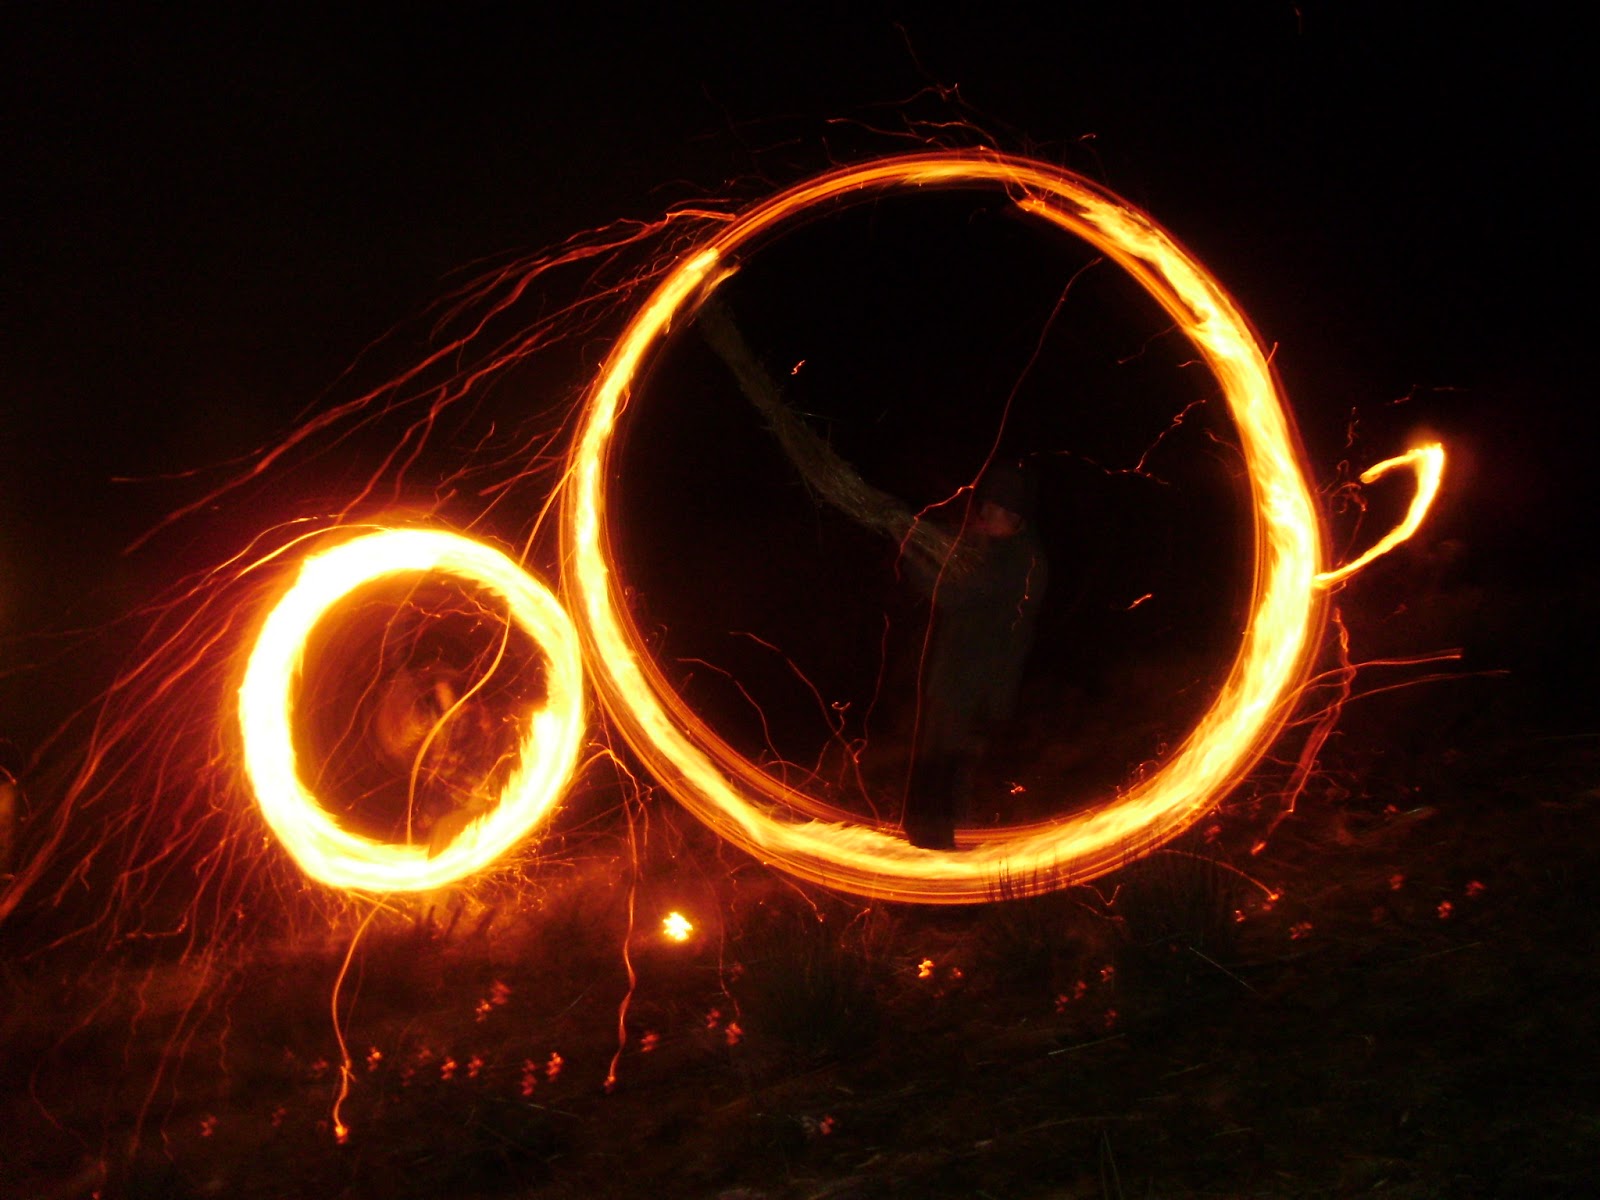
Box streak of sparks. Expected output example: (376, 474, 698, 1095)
(238, 528, 585, 891)
(604, 791, 641, 1094)
(329, 903, 383, 1143)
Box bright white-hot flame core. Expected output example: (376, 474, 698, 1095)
(561, 151, 1330, 903)
(662, 911, 694, 942)
(239, 528, 585, 892)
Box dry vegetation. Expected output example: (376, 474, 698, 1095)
(3, 674, 1597, 1199)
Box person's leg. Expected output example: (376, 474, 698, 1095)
(905, 748, 959, 850)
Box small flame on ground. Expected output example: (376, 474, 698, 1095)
(662, 910, 694, 942)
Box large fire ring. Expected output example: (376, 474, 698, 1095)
(562, 151, 1326, 902)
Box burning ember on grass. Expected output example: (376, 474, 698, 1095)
(209, 150, 1447, 906)
(661, 910, 695, 942)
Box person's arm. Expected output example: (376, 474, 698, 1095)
(696, 296, 972, 578)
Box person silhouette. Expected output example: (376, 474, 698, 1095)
(902, 462, 1048, 849)
(695, 301, 1048, 849)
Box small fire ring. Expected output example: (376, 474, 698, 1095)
(239, 528, 585, 891)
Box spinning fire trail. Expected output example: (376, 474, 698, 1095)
(235, 150, 1443, 902)
(239, 528, 585, 892)
(559, 151, 1443, 903)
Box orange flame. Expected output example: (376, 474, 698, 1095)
(238, 528, 585, 891)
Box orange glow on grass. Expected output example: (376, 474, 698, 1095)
(563, 150, 1347, 903)
(239, 528, 585, 891)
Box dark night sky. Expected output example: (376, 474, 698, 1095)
(2, 6, 1590, 755)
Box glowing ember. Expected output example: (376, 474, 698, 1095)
(561, 150, 1409, 902)
(238, 528, 585, 891)
(661, 910, 694, 942)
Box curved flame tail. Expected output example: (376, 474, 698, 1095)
(1316, 443, 1446, 588)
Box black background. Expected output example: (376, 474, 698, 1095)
(3, 5, 1590, 757)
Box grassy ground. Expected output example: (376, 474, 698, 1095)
(3, 694, 1596, 1199)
